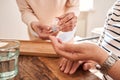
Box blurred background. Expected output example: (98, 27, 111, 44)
(0, 0, 116, 40)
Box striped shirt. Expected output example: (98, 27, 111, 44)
(99, 0, 120, 56)
(98, 0, 120, 80)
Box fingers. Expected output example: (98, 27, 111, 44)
(31, 22, 52, 40)
(38, 33, 49, 40)
(34, 27, 46, 38)
(37, 27, 50, 40)
(83, 63, 92, 71)
(58, 12, 75, 25)
(63, 60, 73, 74)
(69, 61, 83, 74)
(38, 27, 51, 40)
(49, 36, 78, 52)
(49, 36, 61, 48)
(50, 36, 82, 60)
(50, 36, 93, 61)
(57, 38, 62, 44)
(59, 57, 64, 68)
(31, 22, 49, 32)
(60, 16, 77, 32)
(59, 58, 84, 75)
(59, 58, 68, 71)
(58, 13, 77, 32)
(83, 60, 97, 71)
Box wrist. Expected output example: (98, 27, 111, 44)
(93, 47, 108, 65)
(97, 52, 119, 74)
(30, 22, 39, 37)
(31, 22, 37, 31)
(98, 51, 109, 66)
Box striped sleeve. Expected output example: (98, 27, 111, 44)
(98, 0, 120, 56)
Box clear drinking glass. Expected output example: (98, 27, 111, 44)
(0, 39, 20, 80)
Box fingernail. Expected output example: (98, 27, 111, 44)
(78, 61, 83, 64)
(69, 71, 74, 75)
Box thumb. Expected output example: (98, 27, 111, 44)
(49, 36, 63, 49)
(83, 61, 97, 71)
(38, 23, 50, 30)
(49, 36, 58, 46)
(49, 36, 76, 59)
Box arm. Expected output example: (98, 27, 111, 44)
(16, 0, 39, 37)
(16, 0, 39, 27)
(49, 36, 120, 80)
(99, 35, 120, 80)
(16, 0, 56, 40)
(56, 0, 80, 32)
(107, 60, 120, 80)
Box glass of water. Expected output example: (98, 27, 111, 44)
(0, 39, 20, 80)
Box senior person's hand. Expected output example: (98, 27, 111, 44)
(49, 36, 108, 65)
(59, 57, 82, 74)
(31, 22, 58, 40)
(58, 12, 77, 32)
(59, 57, 97, 74)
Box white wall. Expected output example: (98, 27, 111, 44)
(0, 0, 29, 40)
(86, 0, 116, 36)
(76, 12, 88, 37)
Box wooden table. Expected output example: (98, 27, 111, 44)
(14, 56, 101, 80)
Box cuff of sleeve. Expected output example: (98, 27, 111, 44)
(22, 12, 40, 37)
(28, 19, 38, 37)
(28, 22, 39, 37)
(27, 14, 40, 37)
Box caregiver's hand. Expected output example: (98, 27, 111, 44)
(49, 36, 108, 65)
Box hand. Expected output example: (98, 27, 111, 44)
(58, 12, 77, 32)
(59, 57, 97, 74)
(31, 22, 58, 40)
(59, 57, 83, 74)
(82, 60, 97, 70)
(49, 36, 108, 65)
